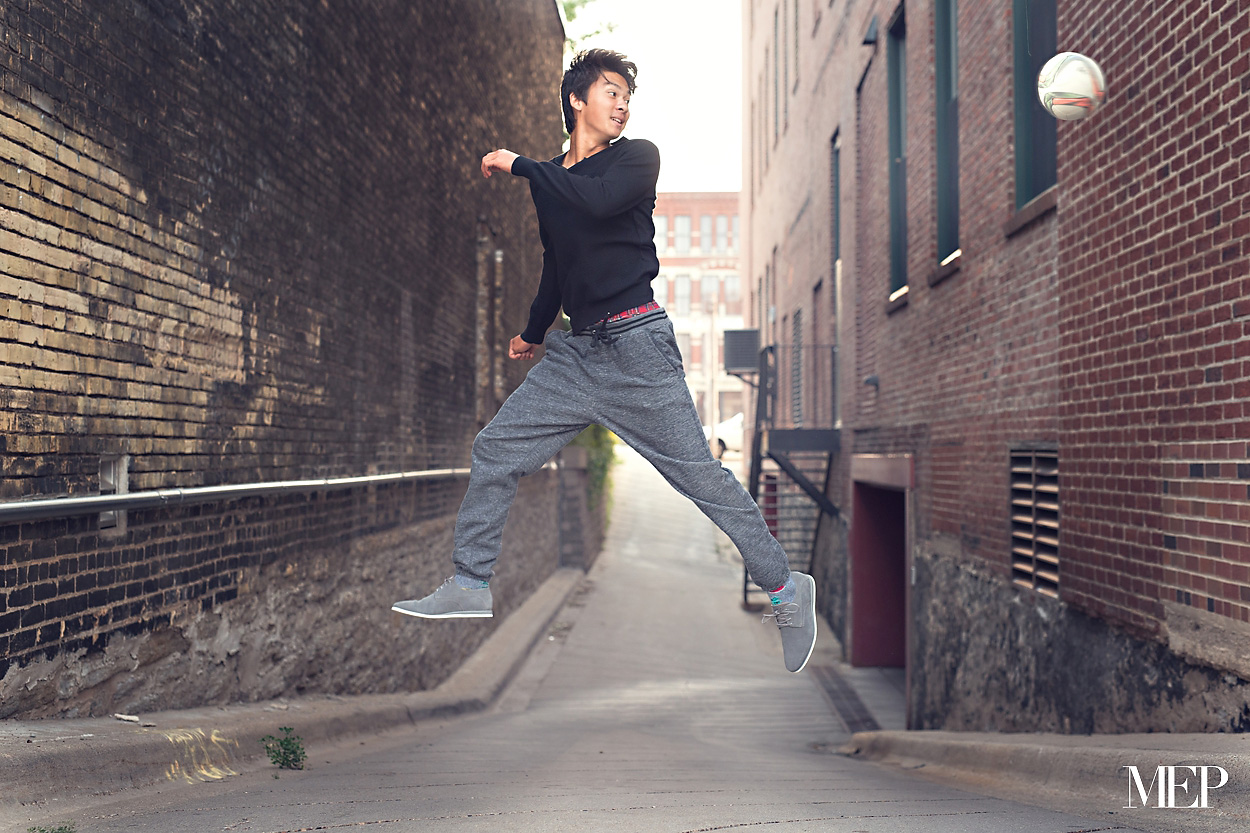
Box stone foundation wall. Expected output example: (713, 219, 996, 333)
(1, 472, 565, 719)
(910, 546, 1250, 733)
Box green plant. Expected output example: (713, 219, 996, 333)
(260, 726, 306, 771)
(28, 824, 76, 833)
(561, 0, 618, 59)
(571, 424, 615, 511)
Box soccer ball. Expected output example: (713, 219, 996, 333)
(1037, 52, 1107, 121)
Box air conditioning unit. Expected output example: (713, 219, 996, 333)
(723, 329, 760, 375)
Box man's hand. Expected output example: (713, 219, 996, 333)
(509, 334, 537, 360)
(481, 149, 519, 178)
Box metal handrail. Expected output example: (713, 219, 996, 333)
(0, 467, 473, 524)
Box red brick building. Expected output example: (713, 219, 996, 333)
(651, 192, 746, 433)
(744, 0, 1250, 731)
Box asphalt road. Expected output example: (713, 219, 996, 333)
(54, 445, 1145, 833)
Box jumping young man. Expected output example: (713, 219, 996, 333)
(391, 49, 817, 673)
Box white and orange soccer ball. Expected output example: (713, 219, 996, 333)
(1037, 52, 1107, 121)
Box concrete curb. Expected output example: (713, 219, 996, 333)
(0, 567, 584, 808)
(840, 730, 1250, 805)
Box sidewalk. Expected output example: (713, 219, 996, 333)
(0, 569, 585, 816)
(1, 445, 1243, 832)
(806, 631, 1250, 832)
(840, 728, 1250, 833)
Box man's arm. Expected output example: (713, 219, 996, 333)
(510, 140, 659, 219)
(515, 220, 561, 353)
(478, 152, 565, 358)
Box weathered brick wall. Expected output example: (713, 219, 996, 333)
(1058, 0, 1250, 638)
(0, 0, 567, 717)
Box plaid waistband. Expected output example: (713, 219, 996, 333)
(605, 300, 662, 323)
(577, 301, 666, 340)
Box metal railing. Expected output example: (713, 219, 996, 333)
(744, 343, 840, 607)
(755, 343, 839, 430)
(0, 467, 473, 524)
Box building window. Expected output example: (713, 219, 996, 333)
(750, 101, 757, 195)
(1013, 0, 1056, 208)
(768, 247, 778, 342)
(732, 215, 739, 254)
(756, 275, 765, 331)
(793, 0, 800, 90)
(1010, 448, 1059, 598)
(773, 8, 780, 143)
(887, 9, 908, 297)
(675, 215, 691, 254)
(716, 215, 728, 254)
(760, 70, 769, 172)
(783, 1, 790, 127)
(700, 215, 713, 255)
(790, 310, 803, 426)
(675, 274, 691, 315)
(831, 133, 841, 264)
(724, 273, 741, 303)
(935, 0, 959, 263)
(654, 214, 668, 252)
(701, 274, 719, 312)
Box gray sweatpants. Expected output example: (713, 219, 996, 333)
(452, 314, 792, 594)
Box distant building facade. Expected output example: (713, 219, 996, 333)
(652, 193, 746, 437)
(744, 0, 1250, 731)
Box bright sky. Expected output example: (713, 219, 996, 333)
(563, 0, 742, 193)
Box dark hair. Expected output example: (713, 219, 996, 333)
(561, 49, 638, 134)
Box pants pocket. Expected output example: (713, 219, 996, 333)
(644, 327, 684, 376)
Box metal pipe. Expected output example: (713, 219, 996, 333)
(0, 467, 473, 524)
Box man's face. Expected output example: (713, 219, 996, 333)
(572, 71, 631, 139)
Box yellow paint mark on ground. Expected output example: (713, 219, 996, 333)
(159, 727, 240, 783)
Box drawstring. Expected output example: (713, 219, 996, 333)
(585, 320, 618, 344)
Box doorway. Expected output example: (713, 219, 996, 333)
(849, 481, 907, 667)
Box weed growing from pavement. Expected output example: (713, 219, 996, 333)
(260, 726, 307, 771)
(28, 825, 76, 833)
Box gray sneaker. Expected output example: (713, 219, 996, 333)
(391, 577, 493, 619)
(765, 572, 817, 672)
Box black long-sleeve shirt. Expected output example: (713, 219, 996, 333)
(511, 137, 661, 342)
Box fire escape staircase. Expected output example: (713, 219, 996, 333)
(737, 342, 841, 609)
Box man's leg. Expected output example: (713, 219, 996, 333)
(596, 318, 816, 671)
(599, 322, 789, 593)
(392, 332, 590, 618)
(453, 331, 592, 582)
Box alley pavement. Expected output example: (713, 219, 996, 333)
(5, 446, 1239, 832)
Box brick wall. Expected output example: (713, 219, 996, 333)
(1058, 0, 1250, 636)
(0, 0, 567, 717)
(745, 0, 1062, 608)
(746, 0, 1250, 730)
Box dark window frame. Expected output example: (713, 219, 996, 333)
(886, 9, 909, 300)
(1012, 0, 1057, 210)
(935, 0, 959, 264)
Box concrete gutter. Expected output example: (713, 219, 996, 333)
(0, 567, 583, 809)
